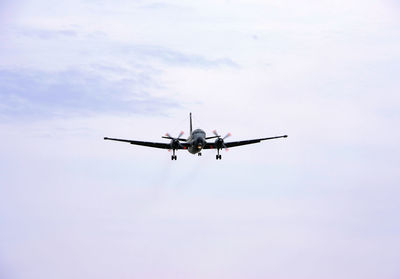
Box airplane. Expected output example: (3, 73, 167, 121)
(104, 113, 288, 160)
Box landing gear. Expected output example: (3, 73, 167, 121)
(216, 149, 222, 160)
(171, 149, 177, 160)
(198, 152, 202, 156)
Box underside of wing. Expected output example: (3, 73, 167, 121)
(104, 137, 182, 149)
(203, 135, 287, 149)
(225, 135, 287, 148)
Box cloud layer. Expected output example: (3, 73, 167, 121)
(0, 68, 177, 119)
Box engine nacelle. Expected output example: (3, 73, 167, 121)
(170, 138, 182, 149)
(214, 138, 224, 149)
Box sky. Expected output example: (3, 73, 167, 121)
(1, 0, 400, 278)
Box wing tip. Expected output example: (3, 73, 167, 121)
(104, 137, 109, 140)
(284, 135, 288, 138)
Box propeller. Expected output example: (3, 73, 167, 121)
(163, 131, 184, 149)
(212, 130, 231, 151)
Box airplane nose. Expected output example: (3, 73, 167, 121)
(196, 139, 205, 149)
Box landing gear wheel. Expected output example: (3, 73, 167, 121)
(198, 152, 202, 156)
(216, 154, 222, 160)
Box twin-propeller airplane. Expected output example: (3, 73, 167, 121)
(104, 113, 287, 160)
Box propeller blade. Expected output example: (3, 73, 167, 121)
(165, 132, 184, 140)
(212, 130, 219, 137)
(223, 132, 231, 140)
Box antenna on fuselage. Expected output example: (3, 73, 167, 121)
(189, 112, 193, 134)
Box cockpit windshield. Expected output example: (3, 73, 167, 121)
(192, 129, 206, 137)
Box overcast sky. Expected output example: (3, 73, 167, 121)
(1, 0, 400, 278)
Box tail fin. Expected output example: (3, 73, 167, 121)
(189, 112, 193, 134)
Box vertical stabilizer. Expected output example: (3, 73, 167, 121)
(190, 112, 193, 134)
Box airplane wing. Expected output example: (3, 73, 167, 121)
(104, 137, 184, 149)
(204, 135, 287, 149)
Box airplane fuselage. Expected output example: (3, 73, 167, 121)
(187, 129, 206, 154)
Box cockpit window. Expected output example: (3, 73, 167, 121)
(193, 129, 206, 136)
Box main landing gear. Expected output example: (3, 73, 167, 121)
(171, 149, 177, 160)
(198, 152, 202, 156)
(216, 149, 222, 160)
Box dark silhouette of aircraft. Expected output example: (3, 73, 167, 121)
(104, 113, 287, 160)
